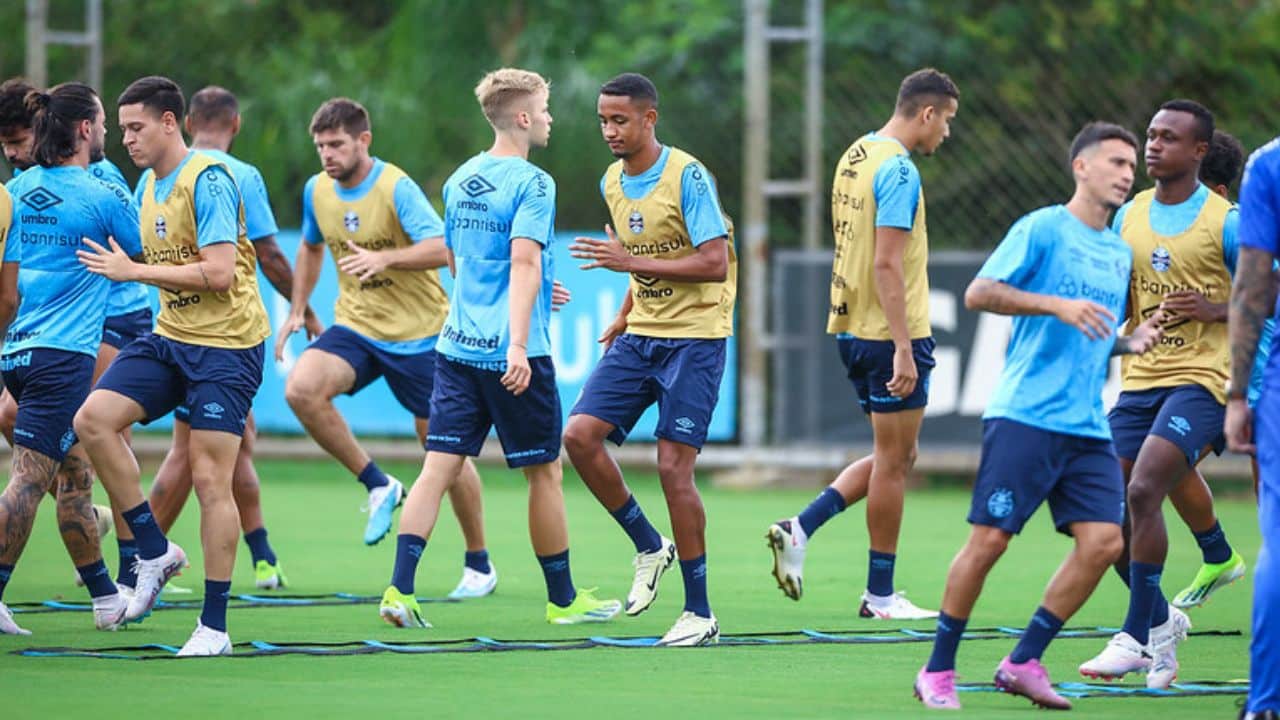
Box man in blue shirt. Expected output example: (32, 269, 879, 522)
(0, 82, 141, 635)
(377, 67, 619, 629)
(914, 123, 1162, 710)
(1225, 134, 1280, 720)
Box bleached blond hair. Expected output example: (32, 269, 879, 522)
(474, 68, 550, 130)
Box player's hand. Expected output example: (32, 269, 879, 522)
(551, 279, 571, 311)
(303, 308, 325, 340)
(1127, 310, 1165, 354)
(1160, 290, 1218, 323)
(274, 312, 306, 362)
(886, 344, 918, 398)
(1054, 298, 1116, 340)
(501, 344, 531, 396)
(337, 240, 389, 281)
(1224, 397, 1256, 455)
(77, 237, 137, 282)
(598, 314, 627, 351)
(569, 225, 633, 272)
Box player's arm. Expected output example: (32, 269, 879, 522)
(253, 234, 322, 336)
(599, 292, 633, 349)
(964, 277, 1118, 340)
(338, 177, 448, 279)
(503, 237, 541, 396)
(0, 261, 18, 341)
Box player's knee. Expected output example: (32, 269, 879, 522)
(1089, 528, 1125, 565)
(72, 399, 108, 440)
(968, 527, 1010, 560)
(656, 455, 695, 486)
(562, 418, 601, 458)
(1125, 476, 1164, 515)
(283, 375, 315, 413)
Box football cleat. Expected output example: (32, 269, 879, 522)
(913, 666, 960, 710)
(1172, 551, 1246, 608)
(379, 586, 430, 628)
(1079, 631, 1151, 680)
(994, 656, 1072, 710)
(448, 564, 498, 600)
(625, 538, 676, 616)
(766, 518, 807, 601)
(125, 542, 187, 622)
(176, 622, 232, 657)
(859, 590, 938, 620)
(546, 588, 622, 625)
(655, 611, 719, 647)
(1147, 606, 1191, 689)
(363, 477, 404, 546)
(254, 560, 288, 590)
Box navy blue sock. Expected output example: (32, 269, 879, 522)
(867, 550, 897, 597)
(77, 560, 116, 599)
(0, 562, 13, 602)
(464, 550, 491, 574)
(1009, 606, 1065, 664)
(797, 487, 847, 538)
(609, 495, 663, 553)
(391, 534, 427, 595)
(680, 555, 711, 618)
(1150, 594, 1170, 628)
(243, 528, 277, 566)
(200, 580, 232, 632)
(925, 611, 967, 672)
(1121, 561, 1165, 645)
(1193, 521, 1233, 564)
(116, 539, 139, 587)
(122, 502, 167, 559)
(357, 461, 390, 491)
(1113, 561, 1131, 588)
(537, 549, 575, 608)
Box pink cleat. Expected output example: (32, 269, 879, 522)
(994, 656, 1072, 710)
(913, 666, 961, 710)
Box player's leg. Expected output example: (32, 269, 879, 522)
(53, 445, 129, 629)
(92, 339, 136, 589)
(0, 387, 16, 447)
(1168, 466, 1245, 608)
(180, 427, 242, 655)
(233, 413, 285, 590)
(1249, 397, 1280, 716)
(150, 416, 195, 533)
(0, 445, 60, 635)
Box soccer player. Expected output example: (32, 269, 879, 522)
(913, 122, 1160, 710)
(1079, 100, 1236, 688)
(562, 73, 733, 646)
(0, 82, 141, 634)
(276, 97, 496, 597)
(765, 68, 958, 619)
(378, 67, 620, 628)
(76, 75, 271, 655)
(1224, 133, 1280, 720)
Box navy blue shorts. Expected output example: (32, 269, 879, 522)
(308, 325, 435, 418)
(426, 355, 561, 468)
(95, 334, 264, 436)
(570, 334, 726, 450)
(101, 308, 154, 350)
(836, 335, 936, 414)
(1107, 385, 1226, 466)
(1, 348, 96, 462)
(968, 418, 1125, 535)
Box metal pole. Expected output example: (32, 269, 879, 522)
(87, 0, 103, 93)
(803, 0, 823, 250)
(741, 0, 770, 449)
(25, 0, 48, 88)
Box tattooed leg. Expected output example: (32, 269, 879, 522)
(0, 446, 59, 565)
(54, 447, 104, 567)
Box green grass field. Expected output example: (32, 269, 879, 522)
(0, 458, 1256, 718)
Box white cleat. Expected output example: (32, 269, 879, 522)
(0, 601, 31, 635)
(448, 564, 498, 600)
(1079, 631, 1151, 680)
(125, 542, 187, 622)
(1147, 606, 1191, 689)
(655, 611, 720, 647)
(177, 622, 232, 657)
(363, 477, 404, 546)
(92, 593, 129, 631)
(625, 537, 677, 616)
(766, 518, 807, 601)
(858, 591, 938, 620)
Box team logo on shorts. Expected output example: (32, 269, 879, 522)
(628, 210, 644, 234)
(343, 211, 360, 233)
(154, 214, 167, 239)
(1151, 246, 1172, 272)
(1168, 415, 1191, 436)
(59, 430, 77, 454)
(202, 402, 225, 420)
(674, 417, 696, 434)
(986, 487, 1015, 519)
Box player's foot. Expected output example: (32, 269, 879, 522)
(1078, 631, 1150, 680)
(0, 601, 31, 636)
(254, 560, 288, 590)
(993, 656, 1072, 710)
(125, 541, 187, 622)
(176, 622, 232, 657)
(363, 477, 404, 546)
(379, 586, 430, 628)
(448, 564, 498, 600)
(859, 590, 938, 620)
(546, 588, 622, 625)
(766, 518, 807, 601)
(913, 666, 960, 710)
(92, 592, 129, 631)
(1147, 605, 1191, 689)
(655, 611, 719, 647)
(625, 537, 676, 616)
(1172, 551, 1246, 609)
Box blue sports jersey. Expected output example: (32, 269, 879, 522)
(979, 205, 1132, 439)
(82, 158, 151, 318)
(1243, 137, 1280, 399)
(1112, 183, 1240, 274)
(134, 152, 241, 248)
(597, 145, 729, 245)
(300, 158, 443, 246)
(868, 133, 922, 230)
(5, 165, 141, 357)
(193, 149, 279, 242)
(438, 152, 555, 364)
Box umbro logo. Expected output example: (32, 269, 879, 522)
(674, 417, 696, 433)
(461, 173, 497, 198)
(202, 402, 225, 419)
(21, 186, 62, 212)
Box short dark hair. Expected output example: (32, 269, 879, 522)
(0, 78, 37, 133)
(600, 73, 659, 106)
(26, 82, 100, 167)
(309, 97, 370, 136)
(1068, 121, 1139, 164)
(895, 68, 959, 116)
(1198, 129, 1245, 189)
(1158, 98, 1214, 143)
(188, 85, 239, 131)
(118, 75, 185, 121)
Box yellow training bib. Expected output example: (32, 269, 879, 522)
(0, 184, 10, 259)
